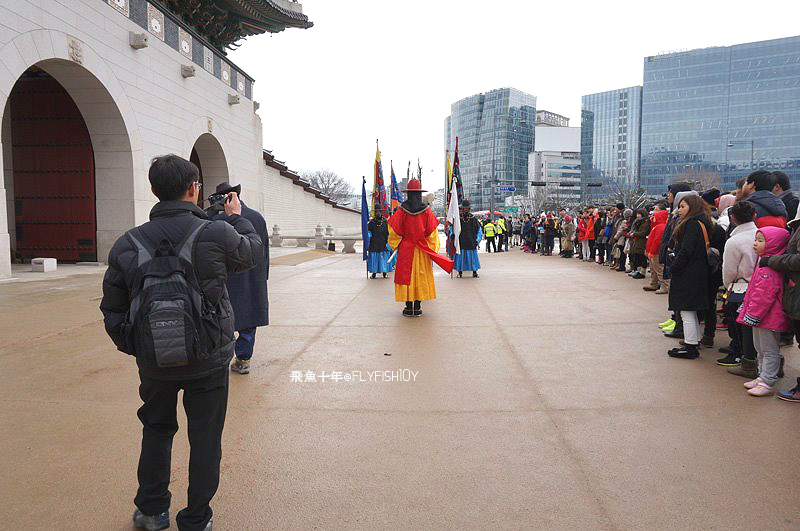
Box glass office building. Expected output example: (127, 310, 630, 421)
(580, 86, 643, 194)
(444, 88, 536, 211)
(640, 35, 800, 194)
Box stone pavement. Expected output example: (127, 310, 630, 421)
(1, 249, 799, 530)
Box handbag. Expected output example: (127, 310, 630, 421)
(725, 278, 748, 305)
(697, 221, 721, 273)
(623, 239, 631, 255)
(612, 246, 621, 259)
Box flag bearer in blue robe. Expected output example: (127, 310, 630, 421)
(367, 211, 393, 278)
(455, 199, 482, 278)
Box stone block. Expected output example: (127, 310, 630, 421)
(31, 257, 57, 272)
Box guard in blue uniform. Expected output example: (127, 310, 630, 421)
(367, 211, 393, 278)
(454, 199, 482, 278)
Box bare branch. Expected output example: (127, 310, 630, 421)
(300, 169, 355, 205)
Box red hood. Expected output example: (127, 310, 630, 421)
(651, 210, 668, 226)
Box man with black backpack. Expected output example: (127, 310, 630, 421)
(100, 155, 263, 531)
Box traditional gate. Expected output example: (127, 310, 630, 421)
(10, 69, 96, 262)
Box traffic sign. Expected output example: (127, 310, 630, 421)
(497, 186, 516, 192)
(499, 207, 518, 213)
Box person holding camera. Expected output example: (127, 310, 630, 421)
(208, 182, 270, 375)
(100, 155, 263, 531)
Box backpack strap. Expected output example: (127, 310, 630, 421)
(179, 219, 211, 263)
(126, 227, 154, 267)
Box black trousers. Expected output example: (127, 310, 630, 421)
(135, 369, 229, 531)
(725, 299, 755, 360)
(486, 236, 496, 252)
(703, 284, 721, 339)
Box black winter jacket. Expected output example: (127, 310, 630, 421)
(668, 214, 712, 311)
(100, 201, 263, 380)
(747, 190, 788, 219)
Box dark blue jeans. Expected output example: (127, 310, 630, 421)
(235, 327, 257, 361)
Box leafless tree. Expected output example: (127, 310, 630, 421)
(672, 168, 722, 192)
(599, 180, 656, 210)
(300, 169, 355, 204)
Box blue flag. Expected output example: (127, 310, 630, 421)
(361, 176, 370, 261)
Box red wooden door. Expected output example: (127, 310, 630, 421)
(10, 70, 96, 262)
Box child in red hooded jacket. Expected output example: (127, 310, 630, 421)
(644, 205, 670, 292)
(738, 225, 791, 396)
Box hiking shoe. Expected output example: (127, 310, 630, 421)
(133, 509, 169, 531)
(747, 383, 774, 397)
(728, 358, 758, 378)
(744, 377, 763, 390)
(777, 378, 800, 402)
(658, 319, 675, 329)
(716, 353, 741, 367)
(231, 358, 250, 374)
(643, 285, 658, 291)
(668, 346, 699, 359)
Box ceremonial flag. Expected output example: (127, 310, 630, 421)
(446, 175, 461, 255)
(452, 136, 464, 203)
(372, 141, 389, 217)
(445, 150, 453, 191)
(361, 176, 370, 262)
(390, 161, 403, 212)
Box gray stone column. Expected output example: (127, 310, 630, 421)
(0, 138, 11, 278)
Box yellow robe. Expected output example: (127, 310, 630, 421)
(388, 225, 440, 301)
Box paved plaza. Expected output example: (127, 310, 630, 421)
(1, 249, 799, 530)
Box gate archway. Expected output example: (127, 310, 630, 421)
(5, 68, 96, 262)
(190, 133, 229, 210)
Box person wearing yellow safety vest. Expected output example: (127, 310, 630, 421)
(483, 218, 497, 253)
(495, 216, 506, 252)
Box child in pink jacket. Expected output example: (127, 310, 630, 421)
(737, 225, 791, 396)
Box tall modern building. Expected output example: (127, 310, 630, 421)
(581, 86, 643, 193)
(640, 35, 800, 194)
(529, 126, 582, 209)
(444, 88, 536, 211)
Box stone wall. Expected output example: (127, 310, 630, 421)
(0, 0, 359, 278)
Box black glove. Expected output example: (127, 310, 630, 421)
(759, 256, 771, 268)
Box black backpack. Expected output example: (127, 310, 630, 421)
(121, 220, 212, 368)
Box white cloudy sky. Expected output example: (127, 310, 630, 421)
(230, 0, 798, 191)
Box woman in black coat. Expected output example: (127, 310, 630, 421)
(667, 194, 713, 359)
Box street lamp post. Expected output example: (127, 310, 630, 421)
(727, 140, 755, 170)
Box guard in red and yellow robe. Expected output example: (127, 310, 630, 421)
(387, 179, 453, 316)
